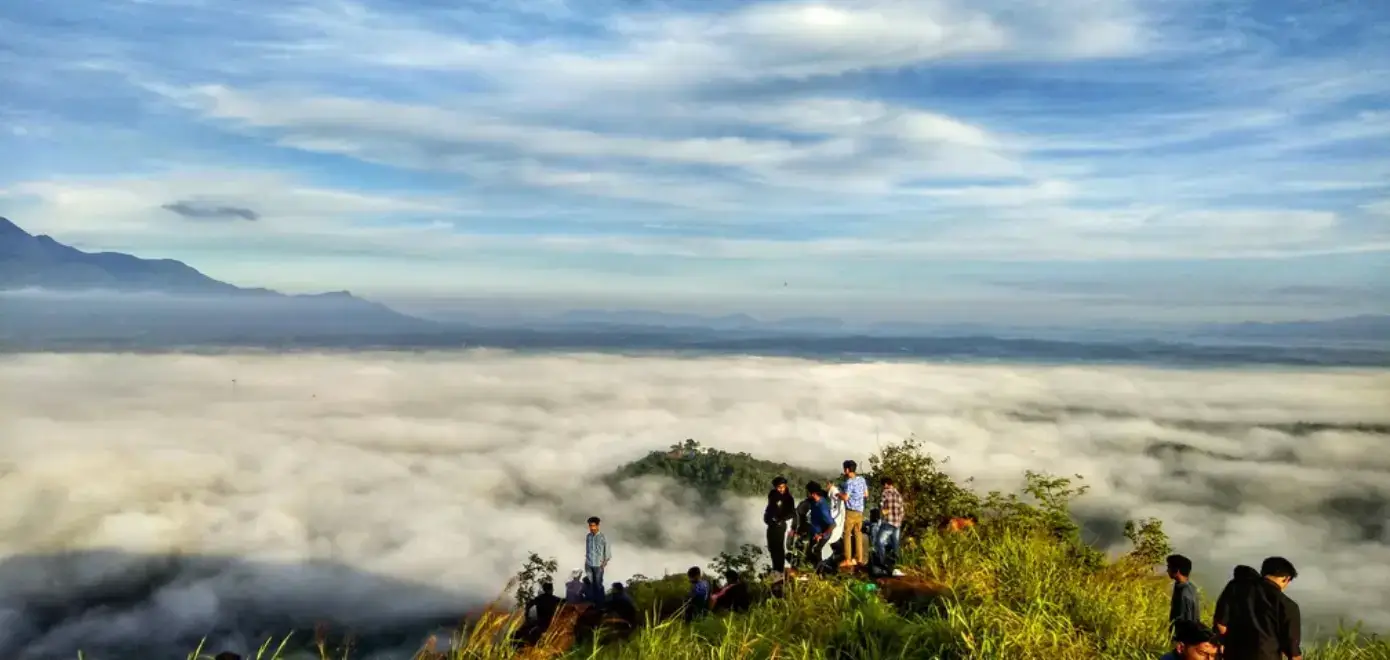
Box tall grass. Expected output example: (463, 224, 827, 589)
(182, 526, 1390, 660)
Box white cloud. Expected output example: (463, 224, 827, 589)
(154, 84, 1027, 205)
(0, 171, 469, 238)
(282, 0, 1147, 90)
(1, 351, 1387, 658)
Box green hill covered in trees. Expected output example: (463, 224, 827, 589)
(604, 439, 829, 500)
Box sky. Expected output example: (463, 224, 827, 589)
(1, 0, 1388, 324)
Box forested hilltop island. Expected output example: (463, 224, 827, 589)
(175, 438, 1390, 660)
(604, 439, 828, 501)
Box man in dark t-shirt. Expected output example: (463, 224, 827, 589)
(1214, 564, 1261, 633)
(1167, 554, 1201, 635)
(1220, 557, 1303, 660)
(528, 581, 565, 632)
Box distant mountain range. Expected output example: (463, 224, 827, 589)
(1, 217, 1384, 360)
(0, 217, 432, 343)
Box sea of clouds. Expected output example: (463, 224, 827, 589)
(1, 350, 1388, 658)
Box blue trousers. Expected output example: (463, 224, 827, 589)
(874, 523, 900, 567)
(585, 565, 605, 603)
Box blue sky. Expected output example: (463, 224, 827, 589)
(1, 0, 1388, 324)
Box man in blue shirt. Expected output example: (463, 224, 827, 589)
(584, 516, 611, 604)
(1167, 554, 1201, 635)
(837, 460, 869, 569)
(685, 566, 711, 622)
(805, 485, 836, 566)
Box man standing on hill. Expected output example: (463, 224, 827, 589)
(877, 477, 905, 571)
(1213, 565, 1261, 635)
(837, 460, 869, 569)
(1167, 554, 1201, 634)
(764, 476, 797, 574)
(584, 516, 611, 604)
(1220, 557, 1303, 660)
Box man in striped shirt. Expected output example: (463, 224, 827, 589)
(876, 477, 905, 569)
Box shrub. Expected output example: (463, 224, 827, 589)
(865, 435, 981, 534)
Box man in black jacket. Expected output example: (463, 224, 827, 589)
(1219, 557, 1303, 660)
(764, 475, 797, 573)
(1213, 564, 1261, 634)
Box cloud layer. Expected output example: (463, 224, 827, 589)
(1, 351, 1388, 657)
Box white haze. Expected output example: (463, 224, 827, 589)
(1, 351, 1388, 658)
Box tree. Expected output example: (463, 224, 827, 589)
(866, 435, 981, 535)
(1123, 518, 1173, 568)
(513, 552, 559, 608)
(708, 543, 766, 582)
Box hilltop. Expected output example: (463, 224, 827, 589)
(604, 439, 828, 502)
(253, 437, 1388, 660)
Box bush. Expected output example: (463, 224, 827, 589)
(1122, 518, 1173, 569)
(865, 435, 981, 534)
(512, 552, 559, 607)
(708, 543, 766, 582)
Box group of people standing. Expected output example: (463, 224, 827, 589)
(522, 459, 908, 642)
(763, 460, 906, 575)
(1163, 554, 1304, 660)
(527, 464, 1311, 660)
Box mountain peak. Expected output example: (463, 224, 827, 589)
(0, 216, 32, 239)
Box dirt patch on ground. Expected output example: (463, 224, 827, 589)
(874, 575, 952, 612)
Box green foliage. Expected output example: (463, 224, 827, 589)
(865, 435, 981, 534)
(707, 543, 766, 582)
(1123, 518, 1174, 569)
(512, 552, 559, 607)
(979, 471, 1105, 571)
(607, 439, 828, 501)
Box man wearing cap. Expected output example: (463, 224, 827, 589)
(764, 476, 797, 574)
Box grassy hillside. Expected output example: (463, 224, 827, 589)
(187, 437, 1388, 660)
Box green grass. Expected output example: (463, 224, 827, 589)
(182, 526, 1390, 660)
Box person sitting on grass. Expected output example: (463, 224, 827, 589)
(525, 580, 565, 641)
(1161, 620, 1220, 660)
(711, 569, 751, 613)
(607, 582, 639, 627)
(685, 566, 711, 622)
